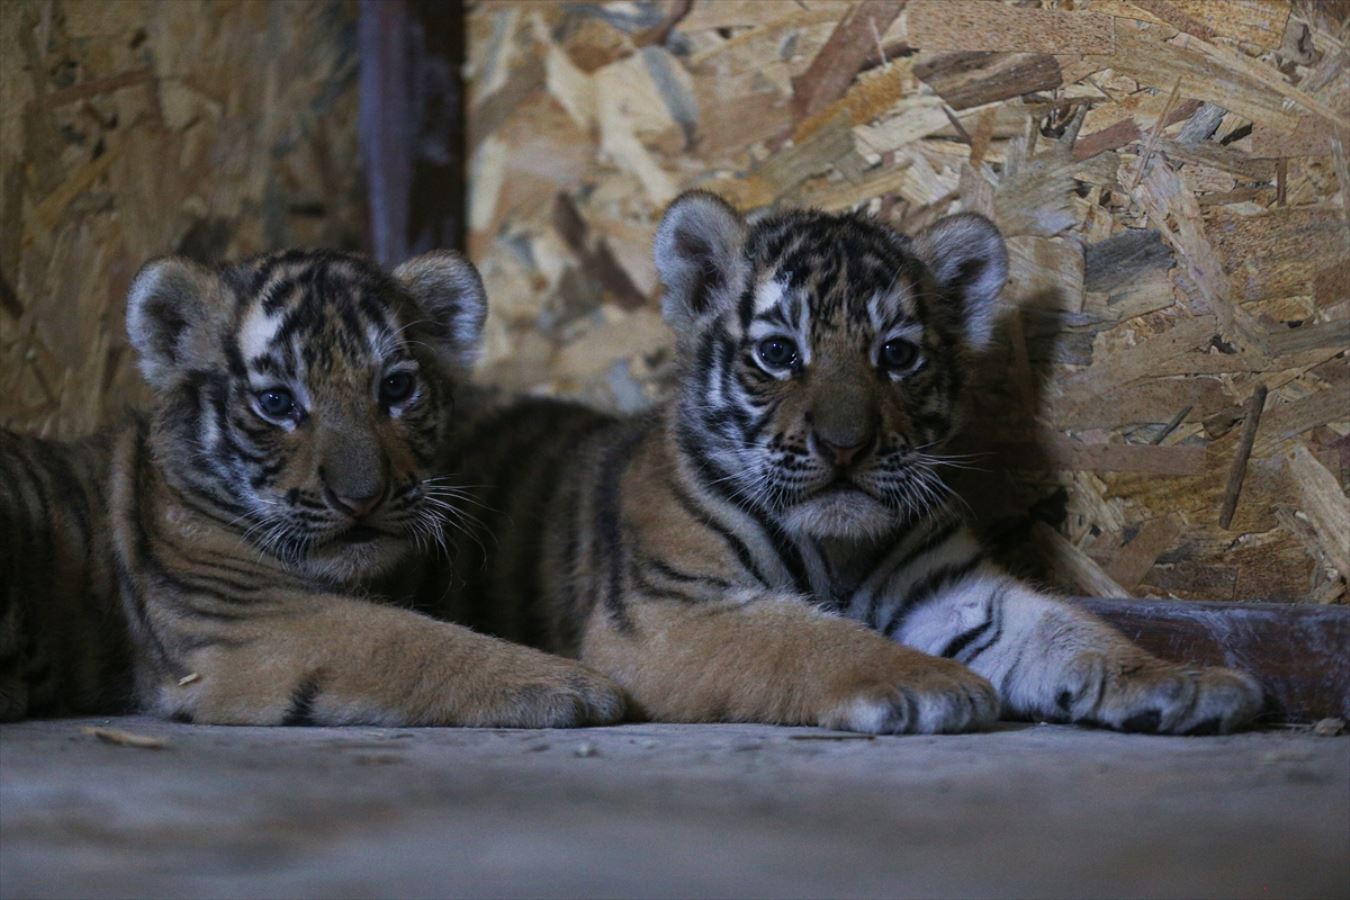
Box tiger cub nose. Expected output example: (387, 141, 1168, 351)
(811, 431, 875, 468)
(321, 477, 386, 519)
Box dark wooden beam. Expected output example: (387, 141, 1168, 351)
(1077, 597, 1350, 724)
(358, 0, 465, 266)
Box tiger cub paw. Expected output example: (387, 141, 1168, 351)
(820, 654, 1000, 735)
(1053, 652, 1263, 735)
(480, 653, 628, 729)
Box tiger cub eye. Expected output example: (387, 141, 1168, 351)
(756, 336, 798, 370)
(879, 339, 918, 371)
(381, 371, 415, 405)
(256, 388, 296, 419)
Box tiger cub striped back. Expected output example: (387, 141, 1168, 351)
(0, 249, 624, 726)
(445, 192, 1263, 736)
(1, 434, 130, 716)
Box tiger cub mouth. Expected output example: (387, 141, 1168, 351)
(339, 524, 385, 543)
(814, 478, 867, 496)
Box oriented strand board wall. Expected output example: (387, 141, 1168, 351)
(464, 0, 1348, 604)
(0, 0, 365, 440)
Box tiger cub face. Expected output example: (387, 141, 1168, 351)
(655, 193, 1008, 541)
(126, 249, 487, 583)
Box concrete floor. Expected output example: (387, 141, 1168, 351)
(1, 718, 1346, 899)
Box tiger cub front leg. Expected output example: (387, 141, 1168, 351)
(582, 593, 998, 734)
(161, 595, 626, 727)
(892, 573, 1264, 734)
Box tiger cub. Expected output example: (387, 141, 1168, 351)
(444, 192, 1263, 735)
(0, 249, 624, 726)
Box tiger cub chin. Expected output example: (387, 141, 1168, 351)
(0, 249, 624, 727)
(444, 191, 1263, 735)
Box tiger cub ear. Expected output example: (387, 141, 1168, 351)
(911, 213, 1008, 352)
(126, 256, 225, 390)
(393, 250, 488, 371)
(655, 191, 747, 333)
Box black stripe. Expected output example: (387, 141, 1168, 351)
(453, 402, 595, 635)
(668, 477, 765, 586)
(175, 632, 253, 653)
(282, 675, 322, 726)
(591, 429, 647, 633)
(939, 607, 993, 659)
(152, 536, 274, 595)
(956, 584, 1008, 664)
(12, 445, 57, 606)
(744, 408, 773, 442)
(509, 415, 613, 649)
(673, 424, 799, 589)
(810, 543, 844, 612)
(892, 518, 962, 578)
(863, 516, 962, 628)
(713, 334, 745, 434)
(132, 502, 261, 607)
(247, 250, 309, 297)
(765, 523, 812, 596)
(882, 557, 982, 638)
(906, 556, 982, 608)
(555, 478, 588, 655)
(645, 556, 733, 591)
(737, 285, 756, 329)
(224, 336, 248, 379)
(1, 444, 47, 650)
(114, 427, 176, 685)
(161, 570, 260, 600)
(693, 329, 718, 384)
(114, 560, 178, 680)
(123, 427, 247, 676)
(632, 559, 705, 605)
(43, 447, 94, 555)
(155, 596, 254, 622)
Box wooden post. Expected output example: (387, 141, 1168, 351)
(358, 0, 465, 266)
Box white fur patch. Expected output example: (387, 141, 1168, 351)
(753, 278, 787, 316)
(783, 490, 894, 541)
(238, 300, 283, 363)
(843, 696, 893, 734)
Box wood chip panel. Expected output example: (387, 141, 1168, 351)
(1, 0, 365, 439)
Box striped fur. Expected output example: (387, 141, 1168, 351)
(443, 194, 1263, 735)
(0, 249, 624, 727)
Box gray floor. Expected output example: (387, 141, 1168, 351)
(1, 718, 1347, 899)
